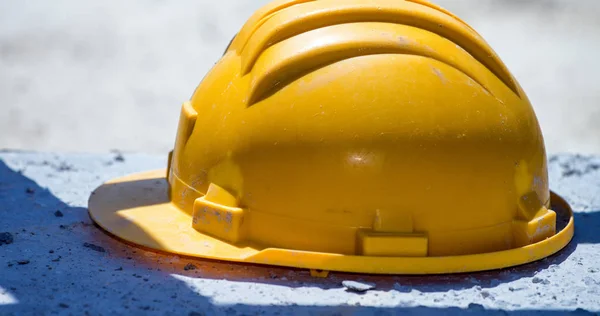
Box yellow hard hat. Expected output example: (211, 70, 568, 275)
(89, 0, 574, 275)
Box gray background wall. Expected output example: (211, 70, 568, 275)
(1, 0, 599, 155)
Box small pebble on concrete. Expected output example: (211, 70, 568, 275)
(532, 277, 550, 285)
(342, 280, 376, 292)
(184, 263, 197, 271)
(468, 303, 485, 310)
(83, 242, 106, 253)
(0, 232, 13, 245)
(114, 152, 125, 162)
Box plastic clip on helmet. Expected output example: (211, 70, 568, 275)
(89, 0, 575, 275)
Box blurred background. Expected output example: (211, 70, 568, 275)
(1, 0, 599, 155)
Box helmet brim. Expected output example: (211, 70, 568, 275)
(88, 169, 575, 275)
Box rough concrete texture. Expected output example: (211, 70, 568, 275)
(0, 151, 599, 315)
(1, 0, 600, 155)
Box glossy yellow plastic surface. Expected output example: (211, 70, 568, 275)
(88, 0, 575, 274)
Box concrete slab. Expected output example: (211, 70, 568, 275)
(0, 151, 599, 315)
